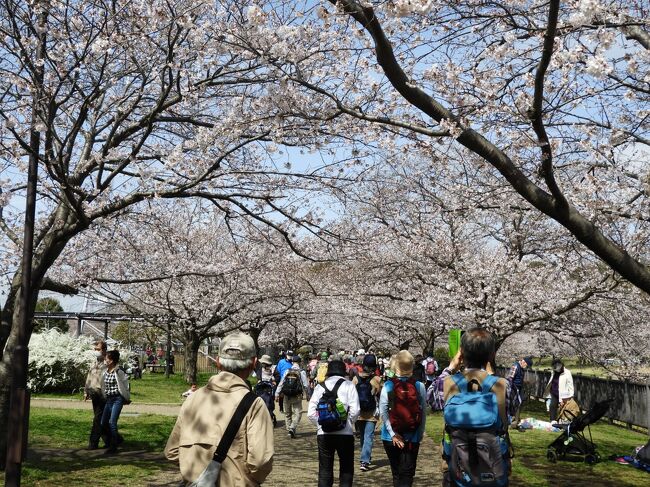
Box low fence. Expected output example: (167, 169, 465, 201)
(171, 353, 217, 375)
(497, 367, 650, 431)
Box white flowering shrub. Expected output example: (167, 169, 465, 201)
(28, 329, 95, 393)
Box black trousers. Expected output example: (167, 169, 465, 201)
(89, 393, 110, 447)
(383, 440, 420, 487)
(317, 434, 354, 487)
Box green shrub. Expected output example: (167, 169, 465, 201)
(433, 347, 450, 371)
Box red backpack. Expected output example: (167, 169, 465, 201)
(388, 377, 422, 434)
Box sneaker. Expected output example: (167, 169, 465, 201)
(360, 462, 370, 471)
(289, 429, 296, 438)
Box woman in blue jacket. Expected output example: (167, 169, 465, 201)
(379, 350, 427, 487)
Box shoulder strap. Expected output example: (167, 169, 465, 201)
(451, 372, 469, 393)
(212, 391, 257, 463)
(481, 374, 498, 394)
(331, 378, 345, 396)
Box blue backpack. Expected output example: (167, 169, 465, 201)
(317, 379, 347, 432)
(443, 373, 510, 487)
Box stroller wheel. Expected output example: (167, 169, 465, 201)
(546, 450, 558, 463)
(585, 454, 597, 465)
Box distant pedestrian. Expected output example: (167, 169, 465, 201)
(423, 355, 438, 389)
(507, 356, 532, 428)
(276, 350, 294, 380)
(308, 359, 360, 487)
(380, 350, 426, 487)
(259, 354, 276, 383)
(276, 350, 294, 413)
(165, 332, 274, 486)
(311, 351, 330, 386)
(353, 354, 382, 472)
(84, 340, 110, 450)
(101, 350, 130, 454)
(276, 355, 309, 438)
(544, 359, 575, 422)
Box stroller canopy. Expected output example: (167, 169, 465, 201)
(566, 399, 611, 432)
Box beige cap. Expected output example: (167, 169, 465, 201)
(259, 354, 273, 365)
(394, 350, 414, 377)
(219, 332, 256, 360)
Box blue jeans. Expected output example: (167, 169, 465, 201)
(101, 395, 123, 446)
(357, 420, 376, 464)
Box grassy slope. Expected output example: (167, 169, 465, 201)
(426, 400, 650, 487)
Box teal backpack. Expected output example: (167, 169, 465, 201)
(442, 373, 510, 487)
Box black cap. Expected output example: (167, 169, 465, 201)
(363, 354, 377, 369)
(326, 359, 346, 377)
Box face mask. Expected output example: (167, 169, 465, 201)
(94, 351, 103, 358)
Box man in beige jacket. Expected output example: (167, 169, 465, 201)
(165, 332, 274, 486)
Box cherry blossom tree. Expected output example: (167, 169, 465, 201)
(0, 0, 348, 463)
(235, 0, 650, 292)
(58, 200, 310, 382)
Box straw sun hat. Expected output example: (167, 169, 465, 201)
(394, 350, 415, 377)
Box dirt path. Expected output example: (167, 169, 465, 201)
(266, 402, 443, 486)
(31, 397, 181, 416)
(31, 398, 443, 486)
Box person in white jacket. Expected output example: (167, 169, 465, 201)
(543, 359, 574, 422)
(308, 359, 360, 487)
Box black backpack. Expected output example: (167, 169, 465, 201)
(283, 370, 302, 397)
(356, 376, 376, 412)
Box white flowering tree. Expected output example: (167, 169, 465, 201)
(60, 200, 313, 383)
(233, 0, 650, 292)
(0, 0, 350, 462)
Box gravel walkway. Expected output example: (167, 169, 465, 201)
(31, 398, 443, 486)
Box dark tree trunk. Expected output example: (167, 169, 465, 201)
(420, 329, 438, 356)
(248, 327, 261, 354)
(183, 332, 201, 384)
(0, 360, 11, 471)
(358, 337, 373, 352)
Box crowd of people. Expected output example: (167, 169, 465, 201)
(159, 330, 580, 487)
(83, 333, 578, 486)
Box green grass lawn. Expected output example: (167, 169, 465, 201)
(524, 357, 650, 379)
(426, 400, 650, 487)
(23, 407, 177, 486)
(32, 371, 215, 404)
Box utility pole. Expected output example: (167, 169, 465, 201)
(4, 7, 47, 484)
